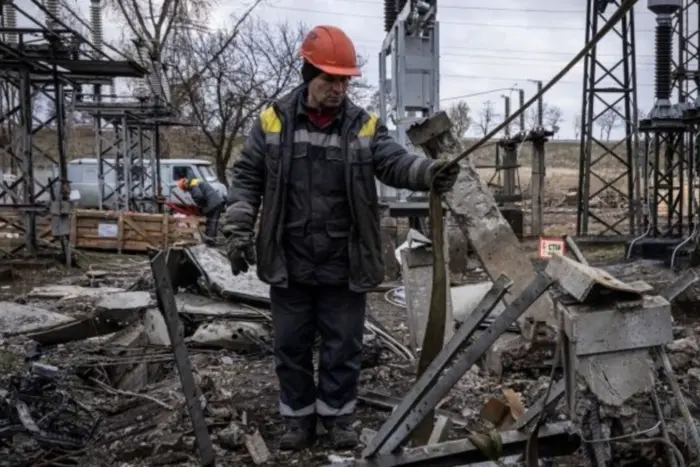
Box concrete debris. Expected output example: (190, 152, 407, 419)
(143, 308, 170, 346)
(0, 301, 74, 334)
(244, 429, 272, 464)
(188, 320, 270, 351)
(3, 238, 700, 467)
(27, 284, 125, 300)
(185, 244, 270, 305)
(176, 292, 269, 320)
(218, 422, 245, 450)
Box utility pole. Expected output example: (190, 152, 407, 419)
(529, 79, 544, 127)
(528, 79, 546, 236)
(501, 95, 511, 137)
(519, 89, 525, 132)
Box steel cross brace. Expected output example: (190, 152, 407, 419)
(363, 272, 556, 457)
(150, 250, 215, 466)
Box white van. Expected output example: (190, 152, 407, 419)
(63, 158, 228, 210)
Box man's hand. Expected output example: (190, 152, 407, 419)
(430, 160, 461, 193)
(227, 236, 256, 275)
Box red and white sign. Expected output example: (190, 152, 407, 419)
(538, 237, 566, 259)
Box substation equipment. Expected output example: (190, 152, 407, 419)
(378, 1, 564, 239)
(0, 0, 179, 259)
(577, 0, 700, 267)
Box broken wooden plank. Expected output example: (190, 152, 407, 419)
(150, 249, 215, 467)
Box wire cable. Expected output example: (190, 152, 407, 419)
(263, 4, 659, 33)
(434, 0, 642, 175)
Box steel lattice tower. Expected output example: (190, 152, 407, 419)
(637, 0, 697, 239)
(577, 0, 639, 237)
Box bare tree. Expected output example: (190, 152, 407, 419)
(597, 106, 623, 140)
(476, 100, 497, 136)
(544, 105, 564, 131)
(171, 18, 304, 182)
(525, 102, 563, 130)
(108, 0, 263, 96)
(447, 101, 471, 139)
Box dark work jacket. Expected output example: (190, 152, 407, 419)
(282, 92, 352, 285)
(226, 84, 435, 292)
(187, 178, 223, 214)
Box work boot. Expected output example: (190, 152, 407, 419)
(322, 416, 358, 449)
(279, 415, 316, 451)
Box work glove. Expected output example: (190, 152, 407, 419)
(429, 160, 461, 194)
(226, 235, 256, 276)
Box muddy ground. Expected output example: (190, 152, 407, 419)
(1, 244, 699, 467)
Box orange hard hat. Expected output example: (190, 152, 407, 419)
(299, 25, 361, 77)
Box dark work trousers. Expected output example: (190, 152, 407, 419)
(271, 282, 366, 418)
(204, 202, 225, 242)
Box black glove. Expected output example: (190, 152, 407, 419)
(430, 160, 460, 193)
(227, 237, 256, 275)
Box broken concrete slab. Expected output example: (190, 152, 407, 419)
(22, 292, 150, 345)
(27, 285, 124, 300)
(96, 291, 153, 322)
(546, 253, 650, 303)
(559, 295, 673, 356)
(176, 293, 269, 321)
(577, 349, 655, 407)
(188, 321, 269, 351)
(184, 245, 270, 305)
(0, 301, 75, 334)
(144, 309, 171, 346)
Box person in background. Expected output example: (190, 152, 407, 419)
(222, 25, 460, 451)
(177, 176, 224, 244)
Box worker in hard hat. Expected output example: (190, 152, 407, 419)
(222, 25, 460, 451)
(177, 177, 225, 244)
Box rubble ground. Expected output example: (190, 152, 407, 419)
(2, 244, 700, 467)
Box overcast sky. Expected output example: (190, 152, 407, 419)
(12, 0, 680, 139)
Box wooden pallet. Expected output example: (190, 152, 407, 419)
(0, 209, 204, 253)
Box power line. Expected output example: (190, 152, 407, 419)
(437, 53, 657, 67)
(352, 40, 657, 58)
(329, 0, 591, 14)
(357, 69, 655, 88)
(264, 5, 659, 33)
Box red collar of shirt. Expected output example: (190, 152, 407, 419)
(306, 106, 339, 128)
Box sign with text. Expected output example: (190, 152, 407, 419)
(538, 237, 566, 259)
